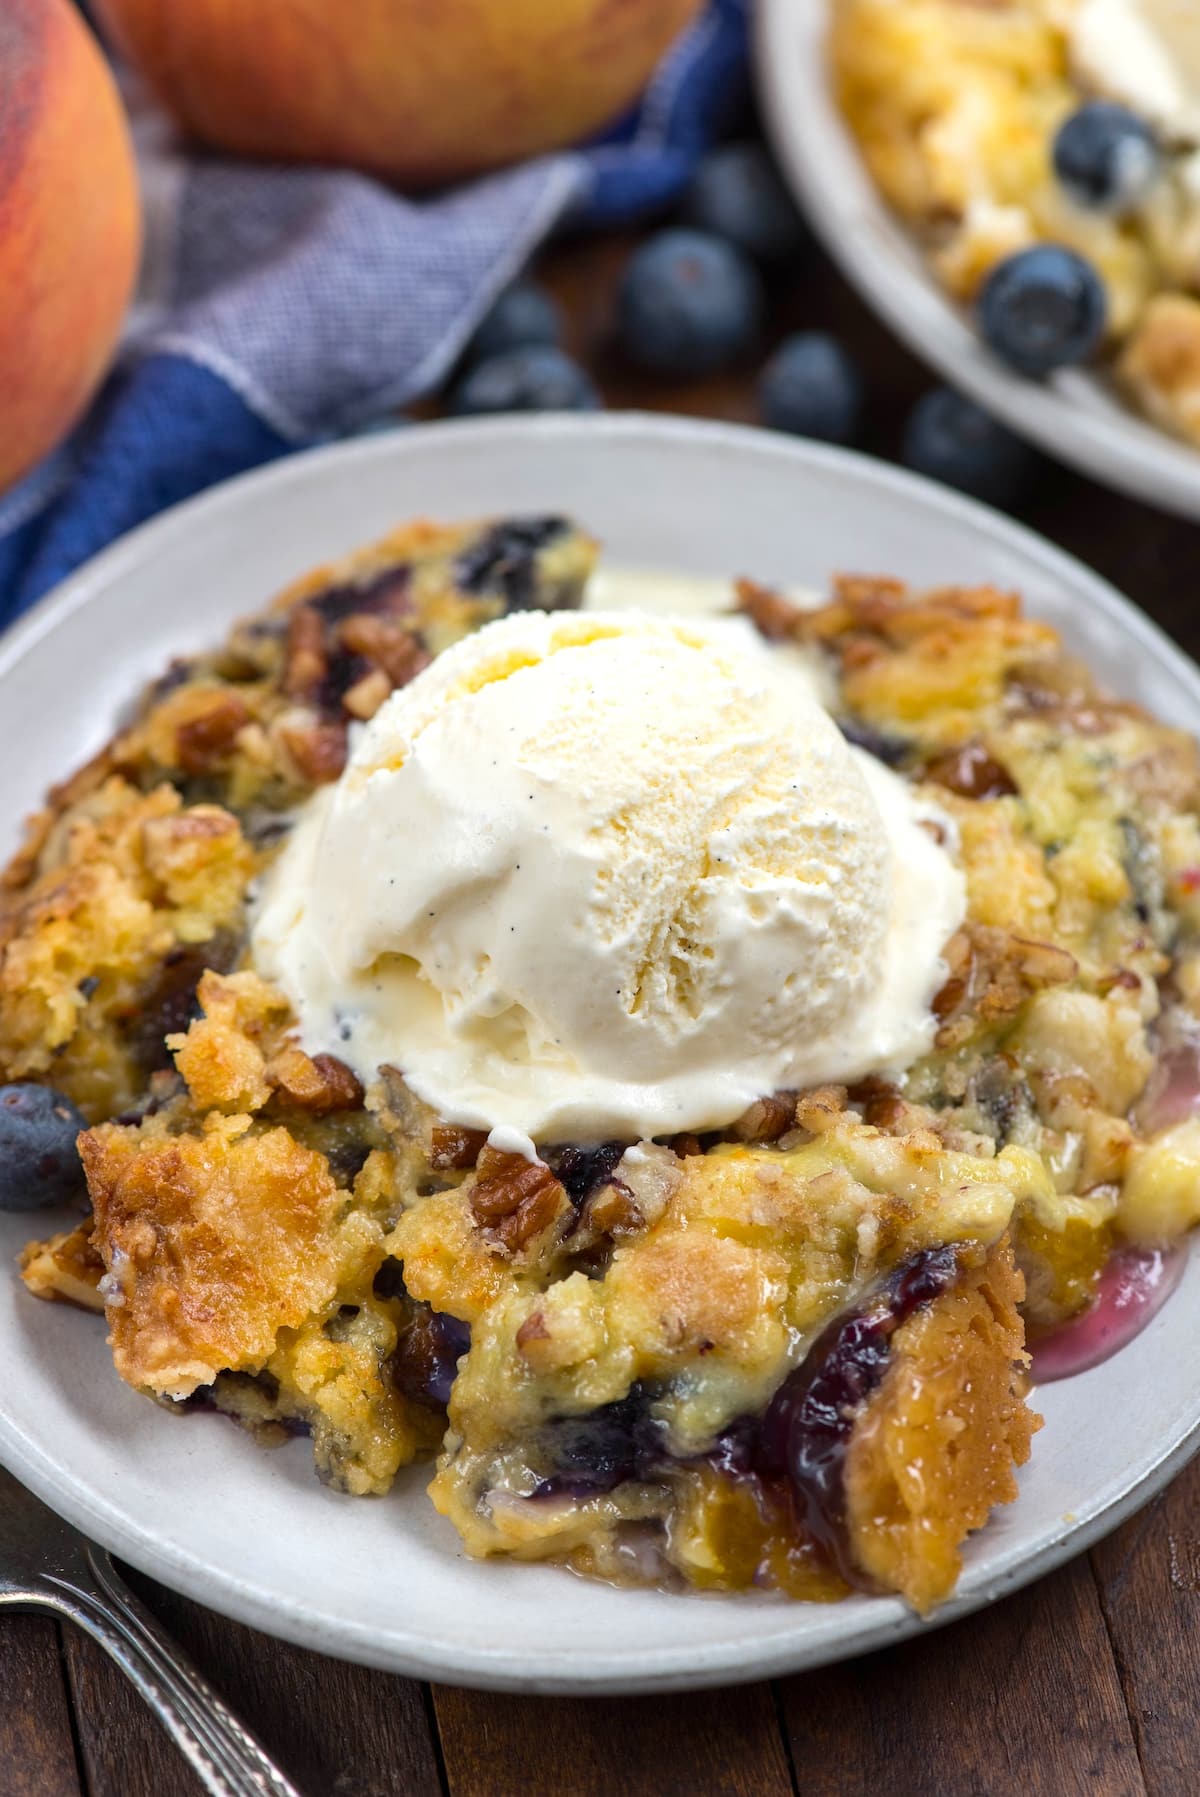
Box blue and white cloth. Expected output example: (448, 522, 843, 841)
(0, 0, 747, 626)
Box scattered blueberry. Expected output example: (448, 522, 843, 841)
(466, 282, 562, 365)
(617, 229, 765, 378)
(0, 1084, 89, 1211)
(450, 347, 600, 415)
(681, 143, 808, 264)
(758, 332, 863, 444)
(979, 244, 1107, 376)
(902, 386, 1038, 508)
(1053, 102, 1159, 213)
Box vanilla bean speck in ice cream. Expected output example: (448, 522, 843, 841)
(252, 605, 966, 1142)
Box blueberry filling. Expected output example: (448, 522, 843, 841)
(528, 1245, 967, 1583)
(836, 718, 911, 769)
(453, 517, 568, 610)
(309, 563, 413, 625)
(317, 646, 372, 714)
(125, 933, 239, 1074)
(390, 1301, 471, 1411)
(735, 1243, 966, 1579)
(546, 1140, 627, 1206)
(531, 1382, 668, 1498)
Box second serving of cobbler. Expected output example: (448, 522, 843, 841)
(5, 510, 1200, 1614)
(833, 0, 1200, 445)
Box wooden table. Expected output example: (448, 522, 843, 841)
(7, 231, 1200, 1797)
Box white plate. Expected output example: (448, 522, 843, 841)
(757, 0, 1200, 523)
(2, 415, 1199, 1694)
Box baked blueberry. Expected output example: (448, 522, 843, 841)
(1053, 102, 1159, 214)
(0, 1083, 89, 1211)
(979, 245, 1107, 376)
(450, 347, 599, 415)
(617, 229, 765, 377)
(759, 332, 863, 444)
(467, 282, 562, 365)
(902, 386, 1037, 508)
(680, 143, 807, 264)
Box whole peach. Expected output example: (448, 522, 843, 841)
(93, 0, 704, 188)
(0, 0, 141, 494)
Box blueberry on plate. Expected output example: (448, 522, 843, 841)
(617, 229, 765, 378)
(680, 143, 808, 264)
(902, 386, 1038, 508)
(466, 282, 562, 365)
(758, 332, 863, 444)
(450, 346, 600, 415)
(979, 244, 1107, 377)
(0, 1083, 89, 1211)
(1053, 102, 1159, 214)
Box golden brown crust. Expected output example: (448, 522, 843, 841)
(843, 1237, 1039, 1612)
(81, 1114, 381, 1397)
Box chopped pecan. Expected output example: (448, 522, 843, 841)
(430, 1124, 488, 1170)
(849, 1077, 908, 1132)
(283, 605, 327, 701)
(470, 1145, 565, 1252)
(731, 1092, 797, 1142)
(278, 715, 347, 784)
(670, 1133, 705, 1158)
(515, 1310, 550, 1350)
(734, 578, 805, 642)
(585, 1181, 642, 1237)
(174, 693, 250, 775)
(267, 1046, 364, 1113)
(338, 614, 430, 689)
(934, 925, 1077, 1046)
(923, 740, 1017, 801)
(794, 1085, 848, 1136)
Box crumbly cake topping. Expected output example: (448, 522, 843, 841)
(7, 513, 1200, 1611)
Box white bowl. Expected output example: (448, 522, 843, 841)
(757, 0, 1200, 522)
(2, 415, 1199, 1693)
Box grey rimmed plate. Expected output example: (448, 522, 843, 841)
(1, 414, 1198, 1693)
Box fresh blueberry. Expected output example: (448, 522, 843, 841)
(617, 229, 765, 378)
(902, 386, 1038, 508)
(758, 332, 864, 444)
(450, 346, 600, 415)
(1053, 102, 1159, 213)
(979, 245, 1107, 376)
(466, 282, 562, 365)
(0, 1084, 89, 1211)
(680, 143, 808, 264)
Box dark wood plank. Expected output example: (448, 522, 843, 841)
(1091, 1453, 1200, 1796)
(0, 1615, 81, 1797)
(776, 1554, 1144, 1797)
(63, 1569, 443, 1797)
(432, 1678, 793, 1797)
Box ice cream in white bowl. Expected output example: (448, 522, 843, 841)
(253, 607, 964, 1143)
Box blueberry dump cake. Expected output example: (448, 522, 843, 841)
(6, 512, 1200, 1614)
(833, 0, 1200, 443)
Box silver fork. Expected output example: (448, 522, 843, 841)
(0, 1466, 302, 1797)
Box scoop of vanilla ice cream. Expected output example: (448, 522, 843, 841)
(253, 609, 965, 1142)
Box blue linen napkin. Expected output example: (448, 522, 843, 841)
(0, 0, 747, 627)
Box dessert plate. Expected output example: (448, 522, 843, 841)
(756, 0, 1200, 523)
(2, 414, 1199, 1694)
